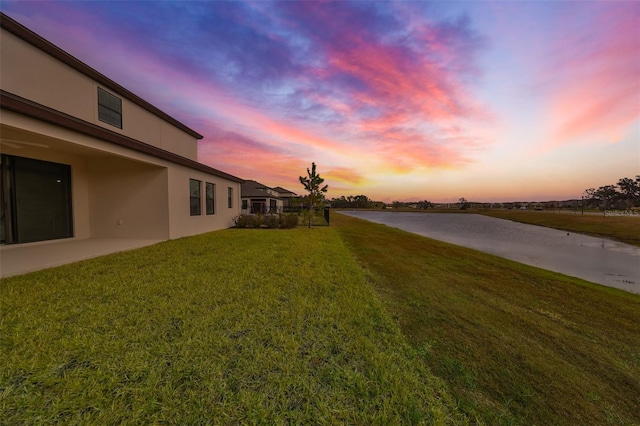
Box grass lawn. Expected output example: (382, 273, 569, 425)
(0, 228, 459, 424)
(3, 214, 639, 425)
(333, 212, 640, 425)
(479, 210, 640, 247)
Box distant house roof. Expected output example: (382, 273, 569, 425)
(241, 180, 282, 199)
(243, 180, 268, 189)
(273, 187, 298, 197)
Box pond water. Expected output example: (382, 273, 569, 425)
(338, 211, 640, 294)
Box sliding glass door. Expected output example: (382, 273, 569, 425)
(1, 154, 73, 244)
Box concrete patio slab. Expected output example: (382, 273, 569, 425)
(0, 238, 163, 278)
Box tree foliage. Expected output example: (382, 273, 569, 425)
(584, 176, 640, 209)
(299, 162, 328, 228)
(330, 195, 372, 208)
(417, 200, 434, 209)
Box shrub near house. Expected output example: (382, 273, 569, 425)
(233, 213, 299, 229)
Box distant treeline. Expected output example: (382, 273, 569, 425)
(584, 176, 640, 210)
(329, 195, 385, 209)
(329, 195, 433, 209)
(330, 176, 640, 211)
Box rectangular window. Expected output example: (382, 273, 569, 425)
(190, 179, 201, 216)
(270, 199, 277, 213)
(242, 199, 248, 210)
(206, 182, 215, 215)
(228, 187, 233, 208)
(98, 87, 122, 128)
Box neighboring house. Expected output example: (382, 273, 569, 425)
(0, 13, 242, 246)
(240, 180, 283, 214)
(272, 186, 299, 211)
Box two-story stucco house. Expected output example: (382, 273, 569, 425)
(0, 13, 242, 256)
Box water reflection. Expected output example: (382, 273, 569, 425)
(339, 211, 640, 294)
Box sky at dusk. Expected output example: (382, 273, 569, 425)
(2, 1, 639, 203)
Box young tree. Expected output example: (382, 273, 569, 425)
(299, 162, 328, 228)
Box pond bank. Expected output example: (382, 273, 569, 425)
(338, 210, 640, 294)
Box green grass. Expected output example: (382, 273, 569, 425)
(479, 210, 640, 247)
(333, 212, 640, 426)
(3, 214, 639, 425)
(0, 228, 459, 424)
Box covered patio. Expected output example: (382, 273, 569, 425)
(0, 237, 162, 278)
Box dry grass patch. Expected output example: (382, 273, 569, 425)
(334, 212, 640, 425)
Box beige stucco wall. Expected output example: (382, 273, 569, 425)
(0, 28, 197, 160)
(167, 166, 240, 239)
(87, 157, 170, 239)
(0, 30, 95, 123)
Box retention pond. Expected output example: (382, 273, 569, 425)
(338, 211, 640, 294)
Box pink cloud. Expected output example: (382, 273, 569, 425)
(362, 128, 479, 174)
(325, 31, 478, 125)
(197, 125, 306, 183)
(542, 5, 639, 147)
(288, 6, 493, 174)
(325, 167, 368, 186)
